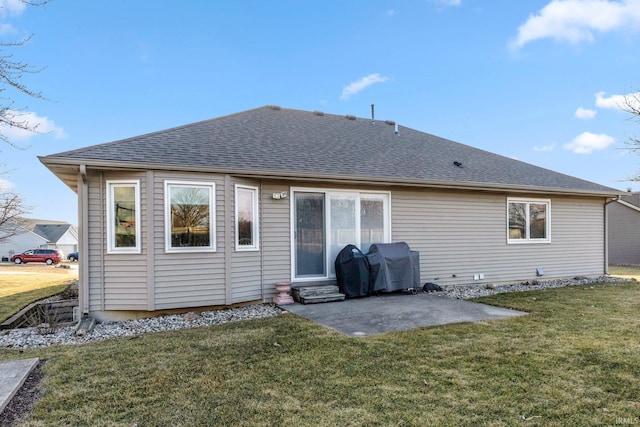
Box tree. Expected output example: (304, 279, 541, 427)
(622, 91, 640, 181)
(0, 1, 45, 239)
(623, 91, 640, 148)
(0, 0, 48, 147)
(0, 191, 31, 243)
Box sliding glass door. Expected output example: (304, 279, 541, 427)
(293, 189, 390, 280)
(294, 192, 326, 277)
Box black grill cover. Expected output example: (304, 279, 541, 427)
(367, 242, 420, 292)
(335, 244, 370, 298)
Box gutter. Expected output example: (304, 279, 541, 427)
(39, 156, 623, 199)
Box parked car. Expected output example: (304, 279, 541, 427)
(67, 252, 79, 262)
(10, 249, 63, 265)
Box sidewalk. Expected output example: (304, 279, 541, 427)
(0, 358, 39, 414)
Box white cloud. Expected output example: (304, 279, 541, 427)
(429, 0, 462, 7)
(534, 143, 556, 152)
(0, 111, 68, 142)
(575, 107, 597, 119)
(0, 178, 15, 192)
(0, 0, 27, 17)
(563, 131, 615, 153)
(595, 91, 625, 109)
(510, 0, 640, 50)
(595, 90, 640, 111)
(340, 73, 390, 100)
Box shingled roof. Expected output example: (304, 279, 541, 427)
(40, 105, 620, 196)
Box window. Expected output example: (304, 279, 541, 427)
(507, 198, 550, 243)
(292, 189, 391, 279)
(107, 180, 141, 253)
(235, 185, 259, 251)
(165, 181, 216, 252)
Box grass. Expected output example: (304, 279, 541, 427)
(0, 264, 78, 323)
(1, 280, 639, 426)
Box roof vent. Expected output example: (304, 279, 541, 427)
(385, 120, 395, 126)
(313, 110, 324, 116)
(394, 123, 399, 135)
(345, 114, 356, 120)
(371, 104, 375, 124)
(453, 161, 463, 168)
(268, 105, 281, 110)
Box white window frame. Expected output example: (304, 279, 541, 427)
(506, 197, 551, 244)
(290, 187, 391, 281)
(235, 184, 259, 251)
(164, 180, 216, 253)
(106, 180, 141, 254)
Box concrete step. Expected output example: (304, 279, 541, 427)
(299, 293, 345, 304)
(291, 285, 344, 304)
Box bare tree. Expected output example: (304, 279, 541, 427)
(0, 191, 31, 243)
(0, 0, 48, 148)
(622, 91, 640, 150)
(620, 91, 640, 181)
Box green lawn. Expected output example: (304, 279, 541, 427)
(2, 281, 639, 426)
(0, 266, 77, 323)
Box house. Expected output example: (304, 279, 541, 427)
(39, 105, 621, 321)
(0, 219, 78, 261)
(607, 192, 640, 265)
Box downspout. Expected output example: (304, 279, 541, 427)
(604, 195, 621, 275)
(79, 165, 90, 315)
(259, 180, 265, 302)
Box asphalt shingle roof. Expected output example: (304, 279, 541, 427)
(42, 106, 619, 195)
(32, 224, 72, 243)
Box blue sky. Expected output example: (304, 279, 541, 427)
(2, 0, 640, 225)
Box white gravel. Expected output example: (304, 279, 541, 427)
(0, 304, 284, 349)
(0, 276, 630, 349)
(436, 275, 629, 300)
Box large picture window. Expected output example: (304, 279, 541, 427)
(507, 198, 550, 243)
(165, 181, 216, 252)
(106, 180, 141, 253)
(235, 185, 259, 251)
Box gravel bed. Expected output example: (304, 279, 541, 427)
(0, 304, 284, 349)
(0, 276, 631, 350)
(437, 275, 629, 299)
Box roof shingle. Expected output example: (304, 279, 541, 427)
(41, 106, 619, 195)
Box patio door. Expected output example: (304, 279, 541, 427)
(294, 192, 326, 277)
(293, 189, 391, 281)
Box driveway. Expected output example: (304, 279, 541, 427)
(283, 292, 526, 337)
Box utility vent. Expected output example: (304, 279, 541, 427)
(385, 120, 395, 126)
(268, 105, 281, 110)
(345, 114, 356, 120)
(313, 110, 324, 116)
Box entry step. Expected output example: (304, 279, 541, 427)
(291, 285, 345, 304)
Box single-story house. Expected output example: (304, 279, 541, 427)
(607, 192, 640, 265)
(39, 105, 621, 321)
(0, 219, 78, 261)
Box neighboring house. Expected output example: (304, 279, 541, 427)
(39, 106, 621, 321)
(607, 192, 640, 265)
(0, 219, 78, 260)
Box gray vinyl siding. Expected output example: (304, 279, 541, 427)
(261, 181, 292, 300)
(85, 169, 608, 316)
(87, 171, 149, 311)
(607, 202, 640, 264)
(392, 190, 605, 286)
(230, 179, 262, 303)
(152, 172, 227, 310)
